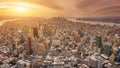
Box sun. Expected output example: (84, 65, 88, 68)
(15, 6, 27, 12)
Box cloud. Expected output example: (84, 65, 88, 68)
(28, 0, 63, 10)
(0, 2, 43, 9)
(75, 0, 120, 16)
(0, 0, 120, 16)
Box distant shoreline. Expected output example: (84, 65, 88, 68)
(66, 18, 120, 26)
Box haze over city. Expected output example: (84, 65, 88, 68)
(0, 0, 120, 68)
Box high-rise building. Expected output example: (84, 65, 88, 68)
(101, 42, 112, 59)
(39, 21, 41, 30)
(32, 37, 46, 54)
(74, 32, 81, 42)
(38, 22, 44, 38)
(33, 27, 38, 38)
(95, 36, 102, 48)
(114, 47, 120, 65)
(20, 35, 24, 44)
(27, 37, 32, 55)
(95, 36, 103, 54)
(88, 56, 102, 68)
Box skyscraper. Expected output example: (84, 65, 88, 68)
(39, 21, 41, 30)
(95, 36, 102, 54)
(38, 21, 44, 38)
(27, 37, 32, 55)
(33, 27, 38, 38)
(20, 35, 24, 44)
(114, 47, 120, 65)
(95, 36, 102, 48)
(101, 42, 112, 59)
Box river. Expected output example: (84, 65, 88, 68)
(0, 18, 22, 27)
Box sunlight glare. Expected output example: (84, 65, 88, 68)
(15, 6, 27, 12)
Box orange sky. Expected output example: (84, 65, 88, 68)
(0, 0, 120, 17)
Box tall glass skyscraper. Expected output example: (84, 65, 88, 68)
(114, 47, 120, 65)
(101, 42, 112, 59)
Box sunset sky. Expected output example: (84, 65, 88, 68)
(0, 0, 120, 17)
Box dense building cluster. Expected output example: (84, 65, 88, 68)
(0, 17, 120, 68)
